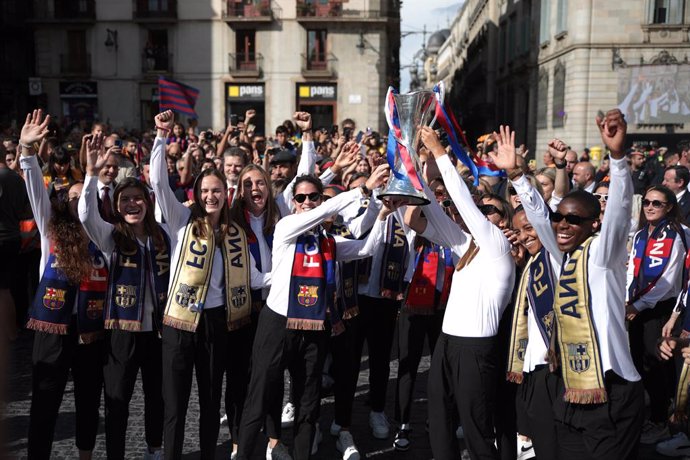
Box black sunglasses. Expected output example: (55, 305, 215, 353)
(294, 192, 321, 203)
(508, 187, 517, 196)
(550, 212, 595, 225)
(479, 204, 504, 217)
(642, 199, 668, 209)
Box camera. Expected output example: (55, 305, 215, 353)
(114, 139, 123, 149)
(204, 131, 214, 141)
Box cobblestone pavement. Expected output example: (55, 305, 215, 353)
(5, 329, 668, 459)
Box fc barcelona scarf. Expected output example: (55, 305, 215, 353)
(27, 243, 108, 344)
(104, 232, 171, 331)
(286, 230, 337, 331)
(164, 218, 252, 332)
(404, 241, 453, 315)
(245, 210, 273, 312)
(380, 215, 409, 299)
(552, 237, 607, 404)
(629, 220, 679, 303)
(506, 248, 556, 383)
(330, 222, 359, 320)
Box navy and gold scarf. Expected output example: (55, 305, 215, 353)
(380, 215, 409, 299)
(330, 222, 360, 320)
(404, 240, 453, 315)
(245, 210, 273, 311)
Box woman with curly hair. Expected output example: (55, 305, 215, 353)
(19, 109, 108, 460)
(79, 133, 171, 460)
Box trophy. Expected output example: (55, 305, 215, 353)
(381, 86, 442, 206)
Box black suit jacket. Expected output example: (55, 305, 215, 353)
(678, 191, 690, 225)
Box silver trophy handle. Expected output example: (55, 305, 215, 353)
(384, 86, 404, 145)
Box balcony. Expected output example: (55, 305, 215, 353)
(133, 0, 177, 21)
(60, 53, 91, 75)
(222, 0, 275, 24)
(30, 0, 95, 23)
(301, 52, 337, 79)
(228, 52, 263, 78)
(295, 0, 386, 23)
(142, 51, 173, 74)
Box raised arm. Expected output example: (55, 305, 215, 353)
(79, 174, 116, 255)
(421, 127, 510, 258)
(18, 110, 52, 235)
(277, 112, 316, 216)
(335, 206, 391, 262)
(151, 111, 191, 232)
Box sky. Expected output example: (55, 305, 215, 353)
(399, 0, 463, 91)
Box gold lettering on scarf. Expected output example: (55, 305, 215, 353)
(226, 224, 245, 268)
(558, 259, 582, 319)
(531, 261, 548, 297)
(155, 248, 170, 276)
(120, 256, 137, 268)
(186, 240, 207, 269)
(393, 225, 406, 248)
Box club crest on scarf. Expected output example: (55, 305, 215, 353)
(517, 338, 528, 361)
(297, 285, 319, 306)
(567, 343, 591, 373)
(175, 283, 199, 309)
(114, 285, 137, 308)
(231, 286, 248, 309)
(87, 299, 104, 320)
(43, 287, 67, 310)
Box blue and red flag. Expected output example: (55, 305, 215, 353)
(158, 77, 199, 119)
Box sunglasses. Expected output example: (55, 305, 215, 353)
(550, 212, 595, 225)
(593, 193, 608, 202)
(479, 204, 504, 217)
(642, 199, 668, 208)
(508, 187, 517, 196)
(434, 190, 448, 198)
(294, 192, 321, 203)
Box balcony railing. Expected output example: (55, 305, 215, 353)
(60, 53, 91, 75)
(142, 51, 173, 73)
(133, 0, 177, 19)
(296, 0, 386, 20)
(228, 52, 263, 78)
(223, 0, 273, 21)
(30, 0, 95, 22)
(301, 52, 337, 78)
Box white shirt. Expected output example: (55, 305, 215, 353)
(421, 155, 515, 337)
(267, 187, 386, 317)
(97, 179, 115, 207)
(276, 141, 316, 217)
(511, 158, 641, 382)
(249, 212, 272, 300)
(150, 136, 270, 311)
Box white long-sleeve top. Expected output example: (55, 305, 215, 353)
(19, 155, 53, 278)
(267, 187, 386, 317)
(149, 136, 270, 311)
(78, 174, 161, 331)
(421, 155, 515, 337)
(511, 157, 641, 382)
(276, 141, 316, 217)
(249, 211, 272, 300)
(625, 225, 685, 311)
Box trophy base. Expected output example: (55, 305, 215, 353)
(378, 191, 431, 206)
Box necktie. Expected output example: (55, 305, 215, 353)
(228, 187, 235, 206)
(101, 186, 113, 223)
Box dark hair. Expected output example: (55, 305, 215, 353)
(292, 174, 324, 196)
(639, 185, 681, 231)
(112, 178, 166, 253)
(347, 172, 370, 189)
(594, 181, 610, 191)
(560, 190, 601, 220)
(275, 125, 288, 136)
(479, 192, 513, 225)
(47, 147, 77, 184)
(667, 165, 690, 188)
(230, 164, 278, 236)
(223, 146, 247, 164)
(190, 168, 230, 239)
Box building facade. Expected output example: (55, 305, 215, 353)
(28, 0, 400, 133)
(431, 0, 690, 162)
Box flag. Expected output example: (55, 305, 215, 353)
(158, 77, 200, 119)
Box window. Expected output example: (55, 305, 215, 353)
(556, 0, 567, 34)
(537, 69, 548, 129)
(143, 29, 169, 72)
(236, 30, 256, 69)
(552, 62, 565, 128)
(508, 15, 516, 60)
(539, 0, 551, 44)
(307, 29, 327, 69)
(649, 0, 685, 24)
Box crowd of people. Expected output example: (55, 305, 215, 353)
(3, 104, 690, 460)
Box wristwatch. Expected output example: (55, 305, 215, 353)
(554, 160, 566, 169)
(360, 184, 371, 196)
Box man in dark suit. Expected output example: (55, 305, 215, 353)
(662, 165, 690, 225)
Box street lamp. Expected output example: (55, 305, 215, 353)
(105, 29, 118, 51)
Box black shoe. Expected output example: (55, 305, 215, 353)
(393, 429, 411, 451)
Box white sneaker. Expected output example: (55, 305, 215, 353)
(143, 448, 162, 460)
(456, 426, 464, 439)
(516, 435, 536, 460)
(336, 431, 361, 460)
(281, 402, 295, 428)
(266, 442, 292, 460)
(312, 424, 323, 455)
(657, 432, 690, 457)
(641, 420, 671, 444)
(369, 411, 390, 439)
(330, 420, 342, 436)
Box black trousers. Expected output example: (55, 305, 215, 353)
(103, 329, 163, 459)
(28, 328, 104, 459)
(428, 333, 499, 460)
(629, 297, 675, 422)
(552, 370, 644, 460)
(354, 295, 399, 412)
(330, 316, 360, 428)
(494, 303, 517, 460)
(224, 319, 255, 441)
(516, 365, 558, 460)
(161, 307, 228, 460)
(237, 307, 328, 460)
(394, 309, 443, 424)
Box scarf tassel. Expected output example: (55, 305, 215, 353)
(381, 289, 404, 300)
(163, 315, 198, 332)
(105, 319, 143, 332)
(26, 318, 69, 335)
(342, 306, 359, 320)
(506, 372, 524, 384)
(563, 388, 608, 404)
(286, 318, 325, 331)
